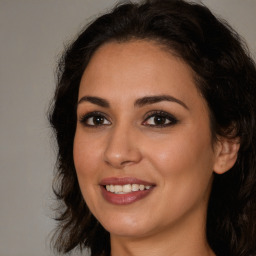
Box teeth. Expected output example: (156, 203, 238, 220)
(114, 185, 122, 193)
(109, 185, 115, 193)
(132, 184, 139, 191)
(123, 184, 131, 192)
(105, 184, 152, 194)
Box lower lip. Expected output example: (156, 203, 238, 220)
(100, 186, 154, 205)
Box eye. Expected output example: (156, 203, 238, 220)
(79, 112, 111, 127)
(143, 111, 178, 127)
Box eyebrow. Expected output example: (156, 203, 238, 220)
(134, 95, 189, 110)
(77, 96, 110, 108)
(77, 94, 188, 110)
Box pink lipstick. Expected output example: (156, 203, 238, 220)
(100, 177, 155, 205)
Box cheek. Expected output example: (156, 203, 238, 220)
(143, 126, 215, 198)
(73, 131, 103, 203)
(73, 131, 105, 216)
(143, 132, 214, 222)
(145, 129, 214, 173)
(73, 131, 102, 176)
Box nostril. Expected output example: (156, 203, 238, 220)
(120, 160, 133, 166)
(103, 135, 143, 168)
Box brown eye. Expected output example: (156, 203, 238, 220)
(153, 115, 168, 125)
(79, 112, 111, 127)
(143, 111, 178, 127)
(92, 116, 105, 125)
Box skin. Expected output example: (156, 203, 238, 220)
(73, 40, 235, 256)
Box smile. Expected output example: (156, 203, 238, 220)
(100, 177, 155, 205)
(105, 184, 152, 194)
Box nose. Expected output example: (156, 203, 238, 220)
(103, 124, 142, 169)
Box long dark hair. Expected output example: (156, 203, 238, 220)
(49, 0, 256, 255)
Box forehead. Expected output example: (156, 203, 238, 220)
(79, 40, 204, 109)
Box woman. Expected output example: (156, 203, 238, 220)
(49, 0, 256, 255)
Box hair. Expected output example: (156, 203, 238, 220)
(48, 0, 256, 255)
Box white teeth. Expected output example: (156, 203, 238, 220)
(123, 184, 132, 192)
(105, 184, 152, 194)
(110, 185, 115, 193)
(132, 184, 139, 191)
(114, 185, 122, 193)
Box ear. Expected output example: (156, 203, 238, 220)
(213, 137, 240, 174)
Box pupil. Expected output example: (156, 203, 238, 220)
(154, 115, 166, 125)
(93, 116, 104, 125)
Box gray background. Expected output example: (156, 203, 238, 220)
(0, 1, 255, 256)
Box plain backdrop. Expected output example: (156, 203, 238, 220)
(0, 1, 255, 256)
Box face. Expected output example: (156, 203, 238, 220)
(74, 40, 219, 239)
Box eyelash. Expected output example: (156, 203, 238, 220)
(143, 110, 178, 127)
(79, 110, 178, 128)
(79, 111, 111, 127)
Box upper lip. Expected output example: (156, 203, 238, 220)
(100, 177, 155, 186)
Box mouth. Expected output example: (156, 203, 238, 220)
(104, 184, 152, 194)
(100, 177, 155, 205)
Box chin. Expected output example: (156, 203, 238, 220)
(99, 214, 152, 238)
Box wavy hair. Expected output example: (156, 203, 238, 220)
(49, 0, 256, 255)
